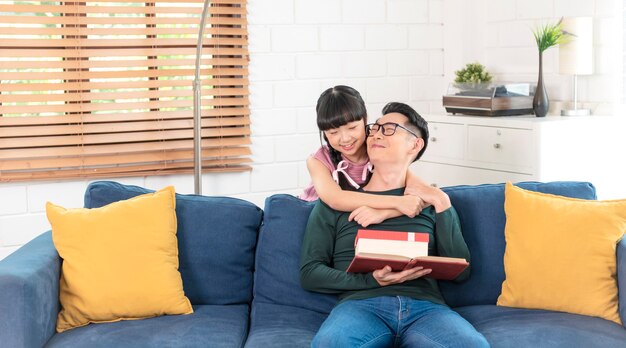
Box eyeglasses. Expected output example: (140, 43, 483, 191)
(365, 122, 420, 138)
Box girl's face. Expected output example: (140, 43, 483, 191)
(323, 120, 367, 158)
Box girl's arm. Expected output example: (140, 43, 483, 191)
(307, 157, 422, 216)
(347, 170, 431, 227)
(405, 170, 430, 191)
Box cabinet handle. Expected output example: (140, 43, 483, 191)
(431, 137, 437, 142)
(493, 143, 501, 149)
(430, 183, 438, 188)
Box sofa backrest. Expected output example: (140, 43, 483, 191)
(439, 181, 597, 308)
(252, 194, 337, 314)
(84, 181, 263, 306)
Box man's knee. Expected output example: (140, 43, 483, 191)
(463, 332, 490, 348)
(312, 329, 393, 348)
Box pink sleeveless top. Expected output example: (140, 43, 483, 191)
(299, 145, 373, 202)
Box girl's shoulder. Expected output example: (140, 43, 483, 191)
(311, 145, 330, 157)
(310, 145, 334, 168)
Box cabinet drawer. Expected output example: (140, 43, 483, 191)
(422, 122, 465, 160)
(411, 161, 532, 188)
(466, 125, 534, 169)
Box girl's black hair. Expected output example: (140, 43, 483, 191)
(316, 85, 369, 190)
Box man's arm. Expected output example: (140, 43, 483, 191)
(434, 205, 471, 282)
(299, 202, 380, 293)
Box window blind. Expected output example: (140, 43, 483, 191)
(0, 0, 250, 182)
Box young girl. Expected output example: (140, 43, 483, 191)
(300, 85, 426, 226)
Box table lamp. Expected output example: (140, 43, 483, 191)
(559, 17, 593, 116)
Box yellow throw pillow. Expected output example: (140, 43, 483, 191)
(47, 186, 193, 332)
(497, 183, 626, 324)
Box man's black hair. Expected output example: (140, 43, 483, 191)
(381, 102, 429, 162)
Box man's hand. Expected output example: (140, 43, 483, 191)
(396, 194, 426, 218)
(404, 184, 451, 213)
(372, 264, 432, 286)
(348, 206, 392, 227)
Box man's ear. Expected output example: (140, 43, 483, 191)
(408, 137, 424, 157)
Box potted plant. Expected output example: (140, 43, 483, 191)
(453, 62, 493, 96)
(531, 18, 570, 117)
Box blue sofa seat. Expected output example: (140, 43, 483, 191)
(0, 181, 625, 347)
(46, 304, 250, 348)
(456, 305, 626, 347)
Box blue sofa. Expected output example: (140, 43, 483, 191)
(1, 181, 625, 347)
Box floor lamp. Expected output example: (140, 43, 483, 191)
(559, 17, 593, 116)
(193, 0, 212, 194)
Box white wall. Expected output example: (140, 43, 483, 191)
(0, 0, 447, 260)
(444, 0, 622, 115)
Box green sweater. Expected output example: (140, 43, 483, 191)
(299, 188, 470, 305)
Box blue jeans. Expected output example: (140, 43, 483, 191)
(312, 296, 489, 348)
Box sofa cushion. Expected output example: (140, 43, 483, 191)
(245, 302, 327, 348)
(252, 194, 337, 314)
(84, 181, 262, 306)
(45, 304, 249, 348)
(498, 183, 625, 325)
(48, 186, 192, 332)
(439, 181, 597, 308)
(456, 305, 626, 348)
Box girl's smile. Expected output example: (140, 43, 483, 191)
(324, 120, 368, 163)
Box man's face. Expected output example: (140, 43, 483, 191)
(366, 112, 422, 167)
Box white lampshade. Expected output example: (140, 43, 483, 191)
(559, 17, 593, 75)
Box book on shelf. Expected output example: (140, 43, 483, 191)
(346, 229, 469, 280)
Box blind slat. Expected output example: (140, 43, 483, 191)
(0, 96, 249, 114)
(0, 26, 246, 37)
(0, 107, 250, 126)
(1, 147, 251, 171)
(0, 87, 249, 104)
(0, 137, 251, 160)
(1, 37, 248, 48)
(2, 4, 246, 16)
(0, 47, 246, 58)
(1, 67, 248, 81)
(0, 15, 246, 26)
(0, 160, 252, 183)
(3, 116, 250, 137)
(0, 58, 247, 70)
(1, 127, 251, 148)
(0, 78, 248, 93)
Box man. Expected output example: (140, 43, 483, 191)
(300, 102, 489, 348)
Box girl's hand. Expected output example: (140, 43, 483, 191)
(405, 185, 451, 213)
(348, 206, 392, 227)
(396, 194, 426, 218)
(373, 265, 432, 286)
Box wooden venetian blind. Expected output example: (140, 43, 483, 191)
(0, 0, 250, 182)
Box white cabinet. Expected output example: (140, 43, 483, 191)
(410, 114, 626, 199)
(428, 122, 465, 160)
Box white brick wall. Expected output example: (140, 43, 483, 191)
(0, 0, 622, 260)
(468, 0, 621, 112)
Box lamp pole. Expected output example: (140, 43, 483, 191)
(192, 0, 211, 194)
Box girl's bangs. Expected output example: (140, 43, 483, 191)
(317, 102, 367, 131)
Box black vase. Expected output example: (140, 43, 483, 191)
(533, 52, 549, 117)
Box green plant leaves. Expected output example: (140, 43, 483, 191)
(532, 18, 571, 53)
(454, 62, 492, 84)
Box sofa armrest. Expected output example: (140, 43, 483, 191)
(0, 232, 60, 348)
(618, 238, 626, 328)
